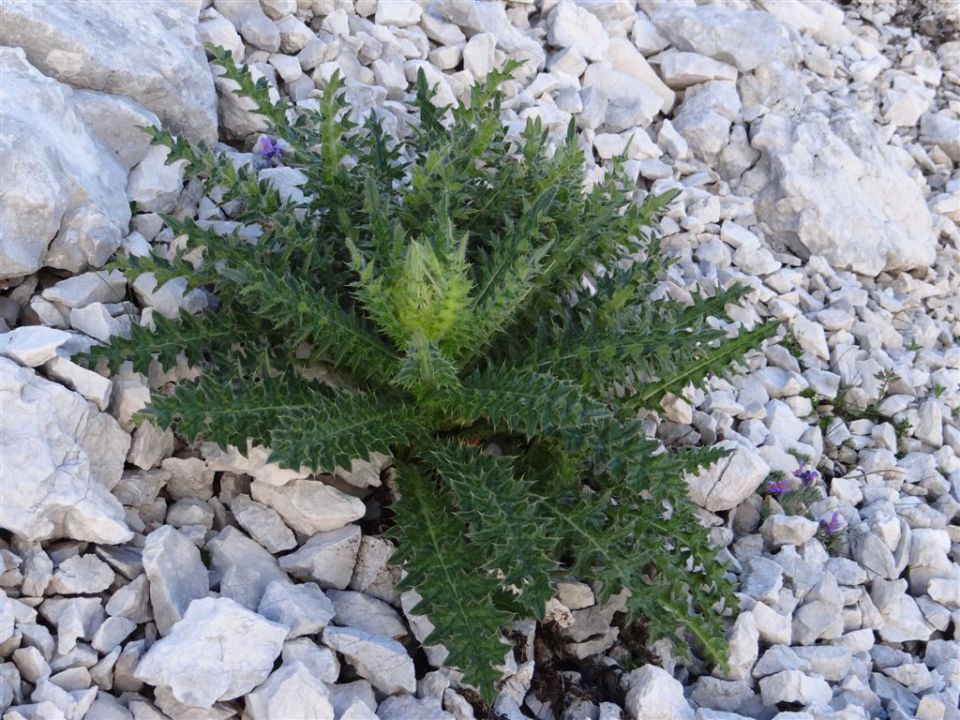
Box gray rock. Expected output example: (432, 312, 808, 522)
(229, 495, 296, 553)
(257, 580, 335, 638)
(546, 1, 609, 62)
(0, 1, 216, 143)
(657, 52, 738, 89)
(142, 526, 208, 635)
(0, 359, 131, 543)
(652, 4, 792, 71)
(792, 646, 852, 682)
(748, 109, 936, 276)
(42, 355, 113, 411)
(206, 526, 287, 610)
(322, 626, 416, 695)
(760, 515, 819, 549)
(377, 695, 454, 720)
(327, 590, 407, 639)
(374, 0, 422, 27)
(758, 670, 832, 706)
(105, 574, 152, 624)
(279, 524, 362, 590)
(0, 327, 72, 368)
(793, 573, 844, 645)
(624, 665, 693, 720)
(90, 616, 136, 654)
(686, 441, 771, 512)
(126, 145, 186, 215)
(0, 48, 129, 279)
(42, 270, 127, 308)
(244, 662, 334, 720)
(281, 638, 340, 683)
(250, 478, 366, 535)
(134, 596, 287, 708)
(47, 554, 115, 595)
(73, 90, 159, 171)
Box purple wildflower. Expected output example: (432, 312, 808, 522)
(767, 478, 791, 497)
(252, 135, 289, 165)
(820, 510, 844, 535)
(792, 465, 819, 489)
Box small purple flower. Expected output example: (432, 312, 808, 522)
(252, 135, 289, 165)
(767, 478, 791, 497)
(792, 465, 819, 489)
(820, 510, 844, 535)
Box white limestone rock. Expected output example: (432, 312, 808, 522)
(206, 526, 287, 610)
(250, 478, 366, 535)
(375, 0, 422, 27)
(624, 665, 694, 720)
(244, 662, 334, 720)
(322, 625, 417, 695)
(134, 596, 287, 707)
(657, 52, 738, 89)
(126, 145, 186, 215)
(652, 4, 793, 72)
(0, 327, 72, 368)
(686, 441, 771, 512)
(0, 358, 132, 543)
(327, 590, 407, 639)
(279, 524, 362, 589)
(257, 580, 335, 638)
(747, 109, 936, 276)
(47, 554, 115, 595)
(0, 0, 217, 143)
(0, 48, 130, 279)
(229, 494, 296, 553)
(282, 638, 340, 683)
(213, 0, 280, 52)
(546, 1, 609, 62)
(378, 695, 455, 720)
(73, 90, 160, 171)
(142, 526, 209, 635)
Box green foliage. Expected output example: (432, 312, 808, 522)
(80, 49, 777, 699)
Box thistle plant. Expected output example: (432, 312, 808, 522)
(83, 48, 777, 698)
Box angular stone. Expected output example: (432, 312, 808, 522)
(282, 638, 340, 683)
(257, 580, 335, 638)
(374, 0, 422, 27)
(251, 478, 366, 535)
(547, 1, 609, 62)
(126, 145, 186, 215)
(206, 526, 287, 610)
(245, 662, 334, 720)
(0, 48, 129, 279)
(327, 590, 407, 639)
(652, 4, 791, 72)
(0, 359, 131, 543)
(322, 626, 416, 695)
(657, 52, 738, 89)
(0, 327, 72, 368)
(142, 526, 208, 635)
(280, 525, 362, 590)
(624, 665, 693, 720)
(686, 441, 771, 512)
(134, 596, 287, 708)
(42, 355, 113, 411)
(47, 554, 115, 595)
(229, 494, 296, 553)
(377, 695, 455, 720)
(759, 670, 832, 706)
(0, 1, 216, 142)
(73, 90, 159, 171)
(748, 109, 935, 276)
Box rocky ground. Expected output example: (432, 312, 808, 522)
(1, 1, 959, 719)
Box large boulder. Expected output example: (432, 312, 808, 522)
(0, 357, 132, 544)
(744, 109, 936, 276)
(0, 48, 130, 279)
(0, 0, 216, 143)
